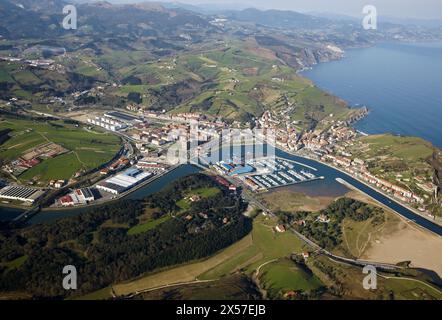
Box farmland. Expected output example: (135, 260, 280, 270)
(111, 214, 308, 298)
(95, 43, 353, 127)
(259, 259, 323, 298)
(0, 117, 121, 184)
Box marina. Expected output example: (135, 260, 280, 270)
(1, 145, 441, 236)
(212, 157, 323, 192)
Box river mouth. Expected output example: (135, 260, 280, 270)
(1, 145, 442, 236)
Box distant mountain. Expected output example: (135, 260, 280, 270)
(0, 0, 66, 39)
(8, 0, 66, 12)
(306, 12, 360, 22)
(308, 11, 442, 28)
(222, 8, 330, 29)
(160, 2, 251, 14)
(0, 0, 214, 39)
(380, 16, 442, 28)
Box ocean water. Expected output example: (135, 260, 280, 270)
(302, 42, 442, 148)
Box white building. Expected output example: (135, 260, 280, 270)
(97, 168, 153, 195)
(0, 186, 45, 203)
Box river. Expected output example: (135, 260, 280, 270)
(1, 146, 441, 235)
(0, 164, 201, 224)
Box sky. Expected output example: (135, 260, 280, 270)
(153, 0, 442, 20)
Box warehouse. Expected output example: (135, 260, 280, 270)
(97, 168, 152, 195)
(105, 111, 143, 124)
(0, 185, 45, 203)
(57, 187, 96, 207)
(87, 117, 126, 131)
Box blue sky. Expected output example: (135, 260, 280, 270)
(153, 0, 442, 19)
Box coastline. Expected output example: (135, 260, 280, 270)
(300, 41, 442, 148)
(279, 147, 442, 230)
(198, 140, 442, 232)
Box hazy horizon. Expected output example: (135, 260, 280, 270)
(105, 0, 442, 20)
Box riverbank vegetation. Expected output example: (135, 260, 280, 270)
(111, 208, 442, 301)
(0, 174, 251, 298)
(278, 198, 384, 252)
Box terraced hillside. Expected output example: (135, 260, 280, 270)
(0, 1, 357, 128)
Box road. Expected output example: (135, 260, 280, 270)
(193, 129, 442, 232)
(243, 189, 401, 271)
(193, 156, 401, 271)
(200, 159, 402, 271)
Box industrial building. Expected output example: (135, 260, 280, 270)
(59, 188, 95, 207)
(97, 167, 152, 195)
(230, 165, 255, 176)
(135, 160, 168, 171)
(105, 111, 143, 124)
(215, 161, 255, 176)
(0, 186, 45, 203)
(87, 116, 127, 131)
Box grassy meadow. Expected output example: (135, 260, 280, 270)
(0, 117, 121, 184)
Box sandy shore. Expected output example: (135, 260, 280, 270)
(362, 220, 442, 278)
(345, 191, 442, 277)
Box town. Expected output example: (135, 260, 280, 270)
(0, 105, 435, 220)
(0, 100, 438, 221)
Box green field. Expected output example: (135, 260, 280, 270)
(199, 214, 307, 280)
(0, 118, 121, 184)
(19, 152, 83, 182)
(73, 286, 112, 300)
(359, 134, 434, 161)
(260, 259, 323, 297)
(346, 133, 439, 204)
(0, 60, 73, 100)
(0, 69, 15, 83)
(176, 187, 221, 211)
(12, 70, 43, 85)
(2, 255, 28, 272)
(382, 277, 442, 300)
(127, 214, 171, 236)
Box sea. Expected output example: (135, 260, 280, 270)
(302, 41, 442, 148)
